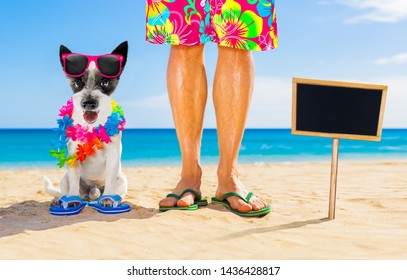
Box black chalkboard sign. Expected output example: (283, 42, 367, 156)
(292, 78, 387, 141)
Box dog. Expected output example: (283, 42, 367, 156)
(43, 41, 128, 211)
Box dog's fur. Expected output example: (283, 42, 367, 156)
(43, 41, 128, 207)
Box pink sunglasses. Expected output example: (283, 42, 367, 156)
(62, 53, 123, 78)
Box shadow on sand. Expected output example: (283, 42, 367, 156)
(218, 217, 330, 240)
(0, 200, 158, 238)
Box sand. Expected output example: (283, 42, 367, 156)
(1, 161, 407, 260)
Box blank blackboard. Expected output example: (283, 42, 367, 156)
(292, 78, 387, 141)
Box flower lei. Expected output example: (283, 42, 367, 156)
(50, 98, 126, 168)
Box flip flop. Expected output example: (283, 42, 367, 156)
(88, 195, 131, 214)
(211, 192, 271, 217)
(159, 189, 208, 212)
(49, 195, 87, 216)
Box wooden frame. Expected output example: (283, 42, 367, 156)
(292, 77, 388, 141)
(292, 77, 388, 219)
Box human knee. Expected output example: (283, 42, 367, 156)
(218, 45, 252, 59)
(171, 45, 204, 60)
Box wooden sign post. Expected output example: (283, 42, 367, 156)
(292, 78, 387, 220)
(329, 138, 339, 220)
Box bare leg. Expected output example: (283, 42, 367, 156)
(213, 46, 267, 212)
(159, 45, 207, 207)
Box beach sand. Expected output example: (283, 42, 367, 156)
(1, 161, 406, 260)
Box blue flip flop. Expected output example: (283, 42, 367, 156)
(88, 195, 131, 214)
(49, 195, 87, 216)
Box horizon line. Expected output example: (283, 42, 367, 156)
(0, 127, 406, 130)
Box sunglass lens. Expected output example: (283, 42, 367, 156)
(65, 54, 88, 76)
(98, 56, 121, 77)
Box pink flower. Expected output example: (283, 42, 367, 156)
(75, 125, 89, 142)
(59, 98, 73, 118)
(97, 126, 112, 143)
(80, 130, 96, 143)
(65, 125, 78, 141)
(118, 120, 126, 131)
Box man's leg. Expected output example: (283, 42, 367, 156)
(213, 46, 267, 212)
(159, 45, 207, 207)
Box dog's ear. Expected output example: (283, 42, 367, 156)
(60, 45, 72, 67)
(111, 41, 128, 69)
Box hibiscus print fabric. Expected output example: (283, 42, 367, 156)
(146, 0, 278, 51)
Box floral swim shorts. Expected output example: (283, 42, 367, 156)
(146, 0, 278, 51)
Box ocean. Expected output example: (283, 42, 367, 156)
(0, 129, 406, 169)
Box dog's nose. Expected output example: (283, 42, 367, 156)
(81, 99, 99, 110)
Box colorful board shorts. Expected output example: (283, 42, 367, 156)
(146, 0, 278, 51)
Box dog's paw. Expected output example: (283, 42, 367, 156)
(50, 198, 80, 208)
(101, 199, 114, 207)
(50, 198, 59, 207)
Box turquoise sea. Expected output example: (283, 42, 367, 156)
(0, 129, 406, 169)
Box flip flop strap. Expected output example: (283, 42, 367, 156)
(221, 192, 254, 203)
(166, 189, 201, 201)
(59, 195, 83, 209)
(98, 195, 122, 208)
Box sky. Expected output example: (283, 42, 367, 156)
(0, 0, 406, 128)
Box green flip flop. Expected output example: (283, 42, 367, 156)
(211, 191, 271, 217)
(159, 188, 208, 212)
